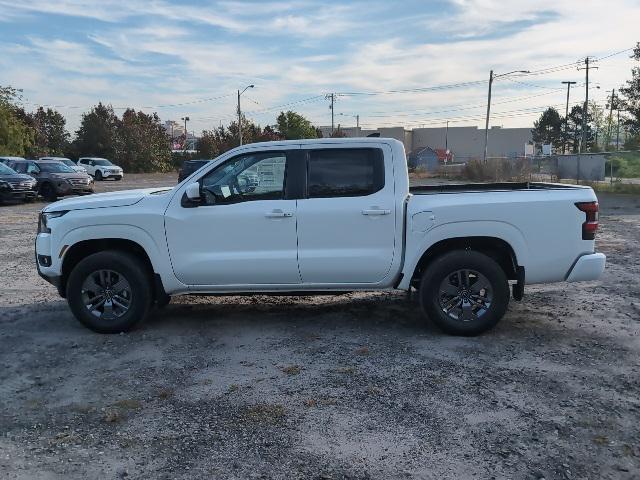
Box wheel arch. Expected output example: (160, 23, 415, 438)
(409, 236, 520, 288)
(60, 238, 166, 300)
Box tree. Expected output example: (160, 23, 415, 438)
(73, 103, 119, 160)
(196, 129, 224, 158)
(197, 116, 284, 158)
(565, 104, 595, 153)
(21, 107, 69, 157)
(116, 109, 171, 172)
(619, 42, 640, 137)
(0, 85, 34, 156)
(588, 101, 606, 152)
(275, 111, 318, 140)
(531, 107, 563, 151)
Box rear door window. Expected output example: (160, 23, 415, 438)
(307, 148, 384, 198)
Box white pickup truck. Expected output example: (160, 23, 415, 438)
(35, 138, 605, 335)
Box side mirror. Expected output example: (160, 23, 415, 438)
(185, 182, 201, 201)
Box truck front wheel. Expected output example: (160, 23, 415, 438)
(419, 250, 510, 336)
(66, 251, 153, 333)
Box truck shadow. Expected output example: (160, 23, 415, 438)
(149, 292, 432, 333)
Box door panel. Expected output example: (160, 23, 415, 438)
(164, 150, 300, 286)
(296, 145, 396, 284)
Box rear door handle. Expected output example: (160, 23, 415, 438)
(362, 208, 391, 216)
(265, 210, 293, 218)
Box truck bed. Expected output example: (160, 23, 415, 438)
(410, 182, 587, 195)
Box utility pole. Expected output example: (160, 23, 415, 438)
(483, 70, 494, 164)
(356, 114, 359, 129)
(607, 89, 615, 151)
(578, 57, 598, 154)
(581, 58, 590, 153)
(445, 121, 449, 153)
(326, 93, 335, 134)
(616, 107, 621, 151)
(561, 81, 576, 154)
(483, 69, 529, 163)
(237, 89, 242, 146)
(576, 57, 598, 183)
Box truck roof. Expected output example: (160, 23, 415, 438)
(238, 137, 404, 149)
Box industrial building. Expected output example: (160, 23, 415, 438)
(318, 125, 533, 162)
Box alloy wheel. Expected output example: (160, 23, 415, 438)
(437, 269, 493, 322)
(81, 270, 132, 320)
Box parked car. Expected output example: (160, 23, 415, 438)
(78, 157, 123, 181)
(5, 159, 94, 201)
(40, 157, 87, 174)
(0, 161, 37, 203)
(0, 156, 27, 166)
(178, 159, 210, 183)
(35, 138, 605, 335)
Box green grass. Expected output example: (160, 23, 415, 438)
(584, 181, 640, 195)
(605, 151, 640, 178)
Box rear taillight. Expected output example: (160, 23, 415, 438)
(575, 202, 599, 240)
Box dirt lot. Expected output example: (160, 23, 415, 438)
(1, 174, 639, 479)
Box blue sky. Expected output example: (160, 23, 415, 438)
(0, 0, 638, 133)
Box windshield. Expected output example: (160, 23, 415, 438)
(39, 163, 75, 173)
(60, 159, 76, 167)
(92, 159, 113, 166)
(0, 162, 17, 175)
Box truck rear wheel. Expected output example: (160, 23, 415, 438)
(419, 250, 510, 336)
(66, 251, 152, 333)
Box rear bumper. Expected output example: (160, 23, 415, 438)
(565, 253, 606, 282)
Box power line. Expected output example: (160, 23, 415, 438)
(359, 102, 582, 128)
(335, 79, 488, 97)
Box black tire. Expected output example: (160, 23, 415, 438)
(66, 250, 153, 333)
(95, 170, 103, 181)
(419, 250, 510, 336)
(40, 182, 57, 202)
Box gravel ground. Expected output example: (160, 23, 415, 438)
(0, 174, 639, 479)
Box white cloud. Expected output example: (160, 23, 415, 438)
(1, 0, 638, 133)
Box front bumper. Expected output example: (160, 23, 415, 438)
(565, 253, 606, 282)
(102, 171, 123, 179)
(35, 235, 64, 296)
(0, 189, 37, 200)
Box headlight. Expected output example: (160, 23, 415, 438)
(38, 210, 68, 234)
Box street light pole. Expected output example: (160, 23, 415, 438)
(180, 117, 190, 151)
(237, 84, 255, 146)
(483, 69, 529, 163)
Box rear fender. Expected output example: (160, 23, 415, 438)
(398, 220, 528, 290)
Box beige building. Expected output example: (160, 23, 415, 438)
(319, 125, 532, 161)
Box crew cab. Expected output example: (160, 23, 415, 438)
(35, 138, 605, 335)
(78, 157, 123, 181)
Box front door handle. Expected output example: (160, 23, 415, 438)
(265, 209, 293, 218)
(362, 208, 391, 216)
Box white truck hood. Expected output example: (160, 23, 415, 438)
(43, 187, 173, 213)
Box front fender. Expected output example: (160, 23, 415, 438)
(58, 224, 186, 294)
(398, 220, 528, 290)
